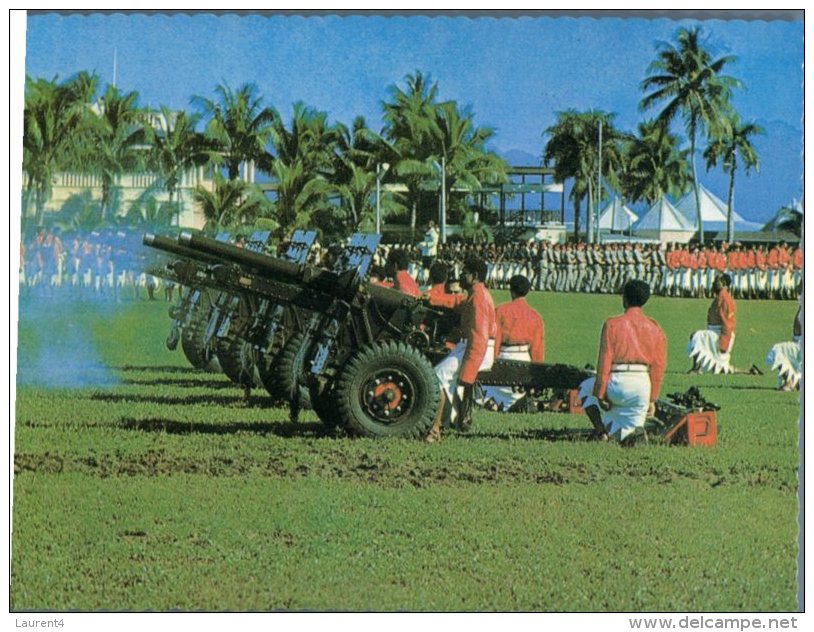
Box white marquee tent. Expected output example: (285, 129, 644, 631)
(675, 183, 762, 232)
(633, 196, 696, 243)
(597, 196, 638, 231)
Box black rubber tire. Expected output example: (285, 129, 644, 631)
(335, 341, 439, 438)
(309, 383, 341, 429)
(262, 332, 312, 408)
(181, 307, 215, 370)
(216, 335, 256, 387)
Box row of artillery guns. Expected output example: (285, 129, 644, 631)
(144, 229, 592, 439)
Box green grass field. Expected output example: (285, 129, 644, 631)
(12, 291, 801, 611)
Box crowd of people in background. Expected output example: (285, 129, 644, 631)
(373, 236, 802, 300)
(20, 223, 802, 303)
(19, 227, 169, 301)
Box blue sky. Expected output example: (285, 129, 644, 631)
(22, 11, 804, 223)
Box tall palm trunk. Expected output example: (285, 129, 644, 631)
(726, 150, 737, 244)
(573, 197, 581, 241)
(410, 199, 417, 242)
(690, 128, 704, 244)
(586, 179, 594, 244)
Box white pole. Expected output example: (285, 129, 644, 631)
(376, 164, 382, 235)
(113, 48, 117, 88)
(594, 119, 602, 244)
(440, 156, 447, 244)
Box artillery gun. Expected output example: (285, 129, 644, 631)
(145, 230, 593, 438)
(153, 230, 231, 372)
(151, 230, 315, 388)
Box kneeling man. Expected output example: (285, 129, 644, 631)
(687, 273, 761, 375)
(579, 280, 667, 443)
(481, 274, 544, 411)
(427, 256, 496, 441)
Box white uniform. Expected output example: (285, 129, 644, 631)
(579, 368, 652, 441)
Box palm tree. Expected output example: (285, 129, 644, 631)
(53, 189, 104, 233)
(640, 26, 742, 240)
(124, 194, 175, 231)
(543, 110, 626, 241)
(622, 119, 692, 205)
(383, 72, 508, 238)
(191, 82, 277, 181)
(267, 159, 335, 233)
(192, 174, 273, 231)
(382, 71, 441, 238)
(23, 71, 98, 226)
(263, 102, 339, 234)
(146, 106, 211, 226)
(332, 115, 403, 234)
(82, 84, 148, 221)
(432, 101, 508, 226)
(703, 115, 763, 243)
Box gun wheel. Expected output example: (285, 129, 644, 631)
(181, 307, 220, 372)
(309, 384, 341, 429)
(216, 335, 257, 388)
(335, 341, 439, 439)
(259, 332, 312, 409)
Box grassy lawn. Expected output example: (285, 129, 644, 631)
(12, 291, 801, 611)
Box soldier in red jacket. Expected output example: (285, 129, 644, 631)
(424, 262, 467, 310)
(792, 246, 803, 293)
(481, 275, 545, 412)
(578, 280, 667, 444)
(387, 249, 420, 297)
(687, 273, 761, 375)
(427, 256, 497, 442)
(767, 244, 781, 299)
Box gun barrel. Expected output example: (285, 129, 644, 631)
(176, 231, 421, 316)
(179, 230, 303, 280)
(143, 232, 222, 264)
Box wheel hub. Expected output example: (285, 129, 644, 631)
(363, 371, 414, 423)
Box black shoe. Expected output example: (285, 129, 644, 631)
(749, 364, 764, 376)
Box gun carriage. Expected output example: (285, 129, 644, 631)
(145, 231, 593, 438)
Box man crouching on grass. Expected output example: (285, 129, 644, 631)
(578, 280, 667, 445)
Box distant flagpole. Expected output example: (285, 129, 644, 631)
(113, 48, 117, 87)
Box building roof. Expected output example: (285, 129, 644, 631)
(598, 196, 638, 230)
(633, 197, 695, 232)
(675, 183, 762, 231)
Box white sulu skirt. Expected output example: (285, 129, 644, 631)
(480, 345, 531, 411)
(687, 325, 734, 374)
(434, 340, 495, 422)
(766, 338, 802, 389)
(578, 370, 651, 441)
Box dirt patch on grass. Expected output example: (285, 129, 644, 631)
(13, 449, 796, 492)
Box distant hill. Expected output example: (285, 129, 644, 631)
(498, 148, 540, 167)
(494, 119, 803, 225)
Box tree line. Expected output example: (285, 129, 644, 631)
(23, 26, 761, 244)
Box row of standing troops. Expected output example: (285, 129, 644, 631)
(424, 241, 801, 300)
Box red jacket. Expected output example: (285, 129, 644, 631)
(426, 283, 466, 310)
(666, 251, 680, 269)
(493, 297, 544, 363)
(593, 307, 667, 403)
(727, 251, 740, 270)
(708, 288, 736, 352)
(458, 282, 496, 385)
(394, 270, 419, 297)
(745, 250, 756, 269)
(778, 248, 791, 267)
